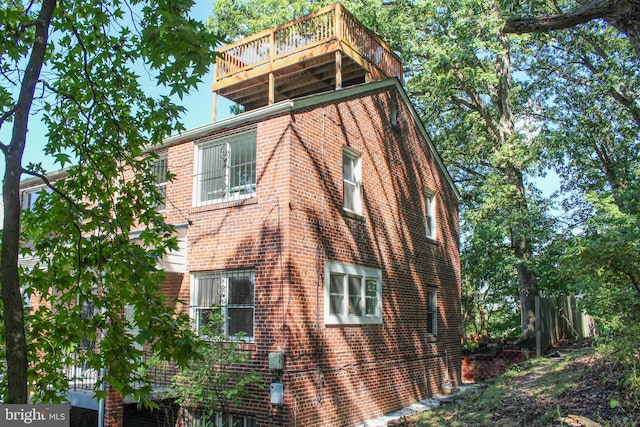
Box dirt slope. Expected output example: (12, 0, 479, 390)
(410, 340, 639, 426)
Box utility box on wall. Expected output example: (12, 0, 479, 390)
(270, 382, 284, 406)
(268, 352, 285, 370)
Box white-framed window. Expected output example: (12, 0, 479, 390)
(195, 129, 256, 206)
(184, 408, 256, 427)
(21, 185, 52, 211)
(325, 262, 382, 325)
(191, 269, 255, 340)
(426, 287, 437, 336)
(343, 147, 362, 214)
(153, 152, 168, 211)
(425, 189, 437, 240)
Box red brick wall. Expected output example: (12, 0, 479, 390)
(462, 350, 531, 383)
(154, 84, 461, 426)
(278, 87, 461, 426)
(104, 386, 123, 427)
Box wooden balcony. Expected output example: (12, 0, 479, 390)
(212, 2, 403, 120)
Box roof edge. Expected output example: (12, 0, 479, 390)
(158, 79, 460, 200)
(160, 100, 294, 148)
(290, 79, 460, 201)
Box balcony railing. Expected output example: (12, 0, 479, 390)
(215, 3, 402, 83)
(212, 2, 403, 116)
(67, 352, 176, 393)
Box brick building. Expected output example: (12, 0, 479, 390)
(20, 4, 461, 426)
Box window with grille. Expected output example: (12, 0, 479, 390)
(325, 262, 381, 325)
(79, 287, 98, 350)
(191, 270, 255, 340)
(195, 129, 256, 206)
(343, 147, 361, 214)
(184, 408, 256, 427)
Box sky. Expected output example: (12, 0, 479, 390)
(1, 0, 559, 199)
(0, 0, 231, 176)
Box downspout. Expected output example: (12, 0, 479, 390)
(97, 271, 106, 427)
(97, 368, 106, 427)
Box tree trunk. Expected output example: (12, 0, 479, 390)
(1, 155, 29, 404)
(505, 165, 539, 337)
(515, 233, 539, 338)
(495, 32, 540, 335)
(1, 0, 56, 404)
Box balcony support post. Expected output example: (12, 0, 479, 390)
(212, 91, 218, 122)
(335, 51, 342, 89)
(269, 72, 275, 104)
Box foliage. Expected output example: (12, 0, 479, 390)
(171, 310, 263, 427)
(461, 216, 521, 338)
(556, 188, 640, 344)
(516, 0, 640, 372)
(208, 0, 330, 39)
(521, 19, 639, 203)
(0, 0, 222, 403)
(393, 0, 552, 335)
(208, 0, 552, 340)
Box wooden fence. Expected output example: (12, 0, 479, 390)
(536, 296, 595, 356)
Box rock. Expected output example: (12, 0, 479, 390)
(560, 414, 602, 427)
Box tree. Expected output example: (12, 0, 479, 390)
(390, 0, 553, 338)
(171, 310, 263, 427)
(0, 0, 222, 404)
(206, 0, 556, 339)
(521, 19, 639, 203)
(520, 10, 640, 363)
(503, 0, 640, 59)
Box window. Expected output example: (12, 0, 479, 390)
(153, 152, 168, 210)
(79, 297, 96, 350)
(22, 186, 52, 210)
(154, 152, 168, 210)
(325, 262, 382, 325)
(343, 147, 361, 214)
(184, 408, 256, 427)
(425, 190, 437, 240)
(426, 287, 437, 336)
(78, 285, 98, 350)
(191, 270, 255, 340)
(195, 129, 256, 206)
(390, 100, 399, 127)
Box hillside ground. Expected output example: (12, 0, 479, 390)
(404, 339, 639, 426)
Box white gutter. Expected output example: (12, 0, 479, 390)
(160, 100, 294, 148)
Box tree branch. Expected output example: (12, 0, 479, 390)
(580, 35, 640, 127)
(503, 0, 617, 34)
(20, 167, 82, 213)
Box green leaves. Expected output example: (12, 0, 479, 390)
(2, 0, 224, 404)
(139, 0, 220, 98)
(171, 312, 263, 423)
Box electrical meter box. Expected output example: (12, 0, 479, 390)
(268, 352, 285, 370)
(270, 382, 284, 406)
